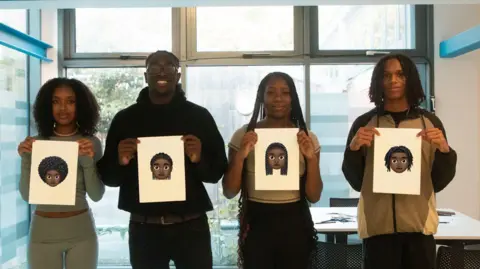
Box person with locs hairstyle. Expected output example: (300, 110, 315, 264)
(342, 53, 457, 269)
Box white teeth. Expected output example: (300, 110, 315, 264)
(157, 80, 167, 85)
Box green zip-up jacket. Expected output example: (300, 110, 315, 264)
(342, 107, 457, 239)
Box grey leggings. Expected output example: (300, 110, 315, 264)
(28, 236, 98, 269)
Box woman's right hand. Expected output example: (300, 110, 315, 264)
(239, 131, 257, 159)
(18, 136, 35, 156)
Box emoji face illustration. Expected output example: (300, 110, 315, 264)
(150, 153, 173, 180)
(38, 156, 69, 187)
(265, 142, 288, 175)
(384, 146, 413, 173)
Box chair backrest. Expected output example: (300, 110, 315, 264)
(436, 246, 480, 269)
(330, 198, 359, 208)
(310, 241, 363, 269)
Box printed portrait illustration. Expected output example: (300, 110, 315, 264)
(384, 145, 413, 173)
(150, 152, 173, 180)
(38, 156, 69, 187)
(265, 142, 288, 176)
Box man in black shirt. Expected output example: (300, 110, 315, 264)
(97, 50, 228, 269)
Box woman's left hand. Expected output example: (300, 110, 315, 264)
(78, 139, 94, 158)
(298, 131, 316, 161)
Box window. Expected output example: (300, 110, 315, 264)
(311, 5, 429, 56)
(66, 67, 145, 266)
(309, 63, 429, 207)
(188, 6, 303, 59)
(186, 65, 305, 266)
(65, 8, 174, 58)
(0, 9, 27, 32)
(61, 5, 433, 268)
(196, 7, 294, 52)
(0, 11, 29, 269)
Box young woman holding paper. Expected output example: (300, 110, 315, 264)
(222, 72, 323, 269)
(17, 78, 104, 269)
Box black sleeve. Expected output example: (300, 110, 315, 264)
(96, 111, 130, 187)
(423, 112, 457, 192)
(341, 113, 371, 192)
(191, 108, 228, 184)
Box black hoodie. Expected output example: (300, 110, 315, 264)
(97, 86, 228, 215)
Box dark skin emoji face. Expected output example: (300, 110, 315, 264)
(45, 170, 61, 186)
(390, 152, 408, 173)
(152, 158, 172, 180)
(267, 148, 286, 170)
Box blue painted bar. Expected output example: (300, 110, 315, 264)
(0, 23, 52, 62)
(439, 24, 480, 58)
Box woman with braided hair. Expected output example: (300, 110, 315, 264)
(17, 77, 104, 269)
(222, 72, 323, 269)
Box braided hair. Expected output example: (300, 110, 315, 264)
(237, 72, 317, 267)
(265, 142, 288, 175)
(384, 145, 413, 172)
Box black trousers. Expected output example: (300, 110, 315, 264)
(363, 232, 436, 269)
(128, 213, 212, 269)
(243, 201, 313, 269)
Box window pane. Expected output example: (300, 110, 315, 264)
(317, 5, 415, 50)
(196, 7, 294, 52)
(66, 67, 146, 266)
(309, 64, 427, 207)
(0, 46, 28, 269)
(186, 65, 305, 266)
(75, 8, 172, 53)
(0, 9, 27, 33)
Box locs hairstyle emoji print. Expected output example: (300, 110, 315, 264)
(384, 145, 413, 173)
(265, 142, 288, 176)
(38, 156, 69, 187)
(150, 153, 173, 180)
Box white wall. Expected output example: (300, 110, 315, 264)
(434, 4, 480, 220)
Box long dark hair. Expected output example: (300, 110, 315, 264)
(33, 78, 100, 137)
(265, 142, 288, 175)
(237, 72, 317, 267)
(369, 53, 426, 108)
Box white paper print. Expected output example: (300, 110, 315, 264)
(29, 140, 78, 205)
(254, 128, 300, 191)
(373, 128, 422, 195)
(137, 136, 186, 203)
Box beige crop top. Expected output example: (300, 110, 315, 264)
(228, 125, 321, 204)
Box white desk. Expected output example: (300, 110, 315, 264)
(310, 207, 480, 244)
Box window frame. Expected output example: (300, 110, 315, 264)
(185, 6, 305, 60)
(60, 5, 435, 266)
(62, 8, 182, 60)
(309, 5, 431, 58)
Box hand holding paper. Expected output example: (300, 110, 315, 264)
(239, 131, 257, 159)
(297, 130, 316, 161)
(182, 135, 202, 163)
(350, 127, 380, 151)
(78, 138, 94, 158)
(416, 128, 450, 153)
(18, 136, 36, 155)
(118, 138, 140, 165)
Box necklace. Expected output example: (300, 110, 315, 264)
(53, 128, 78, 137)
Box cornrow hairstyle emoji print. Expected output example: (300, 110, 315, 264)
(150, 152, 173, 180)
(38, 156, 69, 187)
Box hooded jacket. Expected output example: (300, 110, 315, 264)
(342, 107, 457, 239)
(97, 86, 228, 215)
